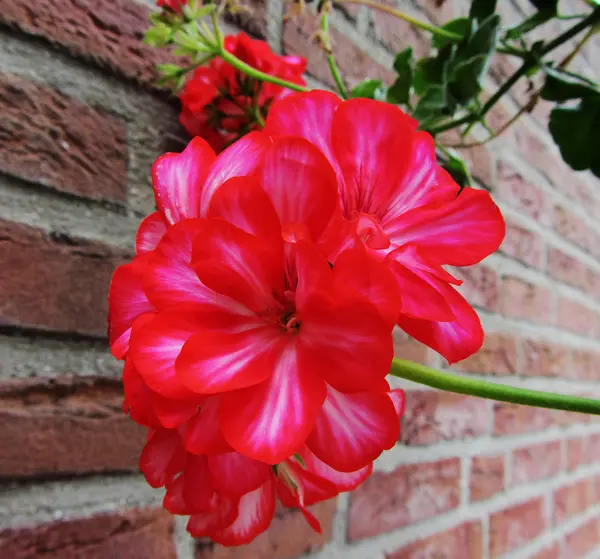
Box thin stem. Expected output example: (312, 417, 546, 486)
(320, 8, 349, 99)
(335, 0, 463, 41)
(210, 10, 223, 47)
(390, 359, 600, 415)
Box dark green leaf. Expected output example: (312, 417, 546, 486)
(529, 0, 557, 10)
(541, 68, 600, 101)
(432, 18, 471, 50)
(469, 0, 498, 22)
(387, 48, 414, 105)
(351, 79, 387, 100)
(449, 54, 488, 103)
(548, 96, 600, 177)
(412, 85, 449, 122)
(505, 3, 557, 40)
(413, 44, 453, 94)
(442, 152, 472, 188)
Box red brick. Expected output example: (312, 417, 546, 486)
(557, 297, 598, 337)
(584, 433, 600, 464)
(453, 264, 497, 311)
(283, 13, 394, 90)
(0, 0, 177, 87)
(567, 437, 586, 471)
(437, 129, 494, 186)
(386, 522, 483, 559)
(511, 441, 562, 486)
(495, 160, 552, 226)
(0, 376, 144, 478)
(0, 508, 175, 559)
(347, 458, 461, 540)
(196, 500, 335, 559)
(401, 391, 489, 446)
(554, 478, 596, 525)
(500, 277, 553, 324)
(470, 455, 504, 502)
(522, 339, 569, 378)
(416, 0, 466, 25)
(548, 248, 586, 290)
(493, 402, 554, 436)
(530, 544, 561, 559)
(501, 220, 544, 269)
(0, 220, 129, 337)
(554, 206, 592, 252)
(564, 518, 599, 558)
(393, 328, 429, 365)
(572, 350, 600, 381)
(489, 498, 546, 558)
(372, 2, 430, 58)
(0, 73, 127, 203)
(455, 333, 518, 376)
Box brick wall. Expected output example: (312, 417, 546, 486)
(1, 0, 599, 558)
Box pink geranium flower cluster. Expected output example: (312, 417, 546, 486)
(109, 92, 504, 544)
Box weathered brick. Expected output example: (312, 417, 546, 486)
(530, 544, 561, 559)
(500, 277, 553, 324)
(347, 458, 461, 541)
(495, 160, 552, 226)
(0, 73, 127, 203)
(554, 205, 592, 252)
(572, 350, 600, 381)
(0, 0, 176, 87)
(283, 13, 394, 90)
(453, 264, 497, 311)
(455, 333, 518, 376)
(554, 478, 596, 525)
(489, 498, 546, 558)
(548, 248, 586, 290)
(493, 402, 554, 436)
(511, 441, 562, 486)
(437, 129, 494, 186)
(522, 339, 569, 378)
(225, 0, 267, 38)
(386, 521, 483, 559)
(564, 518, 599, 558)
(567, 437, 586, 471)
(470, 455, 504, 502)
(401, 391, 489, 446)
(0, 508, 176, 559)
(584, 433, 600, 464)
(0, 219, 129, 337)
(0, 376, 144, 478)
(196, 501, 336, 559)
(557, 297, 598, 338)
(393, 328, 429, 364)
(501, 220, 544, 269)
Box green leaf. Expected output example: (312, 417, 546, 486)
(449, 54, 488, 103)
(548, 96, 600, 177)
(413, 44, 453, 95)
(529, 0, 558, 10)
(351, 79, 387, 100)
(505, 2, 557, 40)
(432, 18, 471, 50)
(412, 85, 448, 122)
(541, 68, 600, 101)
(442, 151, 473, 188)
(469, 0, 498, 22)
(387, 47, 414, 105)
(144, 22, 172, 47)
(156, 63, 181, 77)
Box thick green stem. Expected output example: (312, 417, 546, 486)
(390, 359, 600, 415)
(321, 9, 349, 99)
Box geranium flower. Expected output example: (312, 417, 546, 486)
(264, 91, 506, 363)
(157, 0, 187, 12)
(109, 135, 400, 469)
(179, 32, 306, 151)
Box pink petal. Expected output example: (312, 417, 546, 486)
(152, 394, 201, 429)
(129, 310, 203, 399)
(259, 136, 339, 241)
(220, 342, 326, 464)
(139, 428, 186, 488)
(397, 280, 484, 364)
(200, 132, 271, 214)
(303, 447, 373, 493)
(211, 478, 276, 546)
(187, 494, 240, 537)
(152, 137, 216, 224)
(136, 212, 168, 254)
(122, 357, 161, 428)
(182, 454, 215, 512)
(185, 397, 232, 455)
(293, 240, 332, 311)
(207, 176, 282, 241)
(307, 386, 399, 472)
(163, 475, 188, 514)
(276, 460, 338, 508)
(208, 452, 271, 497)
(388, 389, 406, 418)
(297, 294, 394, 393)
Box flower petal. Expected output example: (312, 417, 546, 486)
(152, 137, 216, 224)
(387, 389, 406, 418)
(307, 386, 399, 472)
(182, 454, 215, 512)
(208, 452, 272, 497)
(186, 494, 240, 538)
(259, 136, 339, 241)
(185, 397, 232, 454)
(211, 478, 276, 546)
(302, 447, 372, 493)
(397, 280, 484, 364)
(220, 342, 326, 464)
(122, 358, 161, 428)
(139, 428, 186, 488)
(136, 212, 168, 254)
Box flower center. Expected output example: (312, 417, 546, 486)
(281, 311, 300, 334)
(355, 213, 390, 250)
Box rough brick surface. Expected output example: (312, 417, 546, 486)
(500, 277, 553, 324)
(501, 220, 544, 269)
(0, 376, 143, 478)
(511, 441, 562, 486)
(0, 73, 127, 203)
(557, 297, 598, 337)
(0, 508, 176, 559)
(0, 0, 176, 86)
(522, 339, 569, 378)
(455, 332, 518, 376)
(347, 458, 461, 541)
(386, 522, 483, 559)
(470, 455, 505, 502)
(0, 219, 129, 337)
(196, 501, 335, 559)
(565, 518, 600, 558)
(493, 403, 554, 436)
(554, 478, 596, 525)
(453, 265, 498, 311)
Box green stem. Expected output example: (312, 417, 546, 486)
(390, 359, 600, 415)
(320, 9, 349, 99)
(335, 0, 462, 41)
